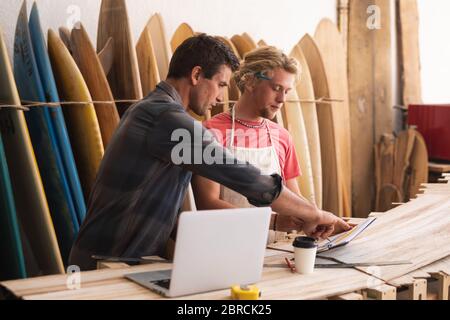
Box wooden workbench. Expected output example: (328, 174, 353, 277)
(1, 178, 449, 300)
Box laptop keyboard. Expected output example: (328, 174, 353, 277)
(153, 278, 171, 289)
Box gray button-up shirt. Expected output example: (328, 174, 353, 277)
(69, 81, 282, 270)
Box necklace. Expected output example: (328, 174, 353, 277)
(230, 107, 266, 129)
(234, 117, 266, 129)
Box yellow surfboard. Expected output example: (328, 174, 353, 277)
(290, 44, 323, 209)
(48, 29, 105, 202)
(0, 28, 64, 275)
(171, 23, 195, 53)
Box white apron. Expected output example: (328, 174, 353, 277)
(220, 108, 282, 207)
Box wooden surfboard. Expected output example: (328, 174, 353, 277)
(14, 1, 78, 264)
(98, 37, 114, 76)
(282, 89, 316, 205)
(97, 0, 142, 116)
(146, 13, 171, 80)
(299, 34, 344, 217)
(71, 22, 120, 148)
(136, 21, 161, 96)
(48, 29, 105, 202)
(29, 4, 87, 226)
(170, 23, 195, 53)
(242, 32, 257, 49)
(348, 0, 393, 217)
(0, 27, 64, 275)
(290, 44, 323, 209)
(58, 27, 72, 52)
(0, 133, 26, 280)
(314, 19, 352, 217)
(257, 39, 268, 47)
(231, 34, 255, 59)
(397, 0, 422, 107)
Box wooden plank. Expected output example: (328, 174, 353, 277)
(329, 292, 363, 300)
(365, 284, 397, 300)
(320, 195, 450, 282)
(397, 0, 422, 107)
(429, 162, 450, 174)
(315, 19, 352, 218)
(349, 0, 392, 217)
(337, 0, 349, 58)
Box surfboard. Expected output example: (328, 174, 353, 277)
(170, 23, 195, 53)
(397, 0, 422, 107)
(97, 0, 142, 116)
(290, 44, 323, 209)
(348, 0, 393, 217)
(71, 22, 120, 149)
(14, 1, 77, 264)
(48, 29, 105, 202)
(282, 89, 316, 205)
(146, 13, 171, 81)
(257, 39, 268, 47)
(29, 3, 86, 225)
(231, 34, 255, 59)
(299, 34, 344, 217)
(98, 37, 114, 76)
(58, 26, 72, 53)
(314, 19, 352, 217)
(242, 32, 258, 49)
(0, 133, 26, 280)
(136, 21, 161, 96)
(0, 27, 64, 275)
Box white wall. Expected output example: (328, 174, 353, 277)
(0, 0, 336, 61)
(417, 0, 450, 104)
(1, 0, 447, 104)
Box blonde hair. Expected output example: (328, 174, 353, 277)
(234, 46, 300, 93)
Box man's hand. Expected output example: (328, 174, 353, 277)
(274, 215, 304, 232)
(302, 210, 351, 240)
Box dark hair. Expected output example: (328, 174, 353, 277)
(167, 33, 240, 79)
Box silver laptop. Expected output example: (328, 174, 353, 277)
(125, 207, 271, 297)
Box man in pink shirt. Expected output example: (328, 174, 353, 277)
(192, 46, 309, 232)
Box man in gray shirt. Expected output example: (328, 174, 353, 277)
(69, 34, 349, 270)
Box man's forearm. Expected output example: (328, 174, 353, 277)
(271, 186, 321, 224)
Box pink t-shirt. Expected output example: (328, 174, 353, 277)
(203, 112, 301, 181)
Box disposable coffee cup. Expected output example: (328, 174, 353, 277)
(293, 236, 318, 275)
